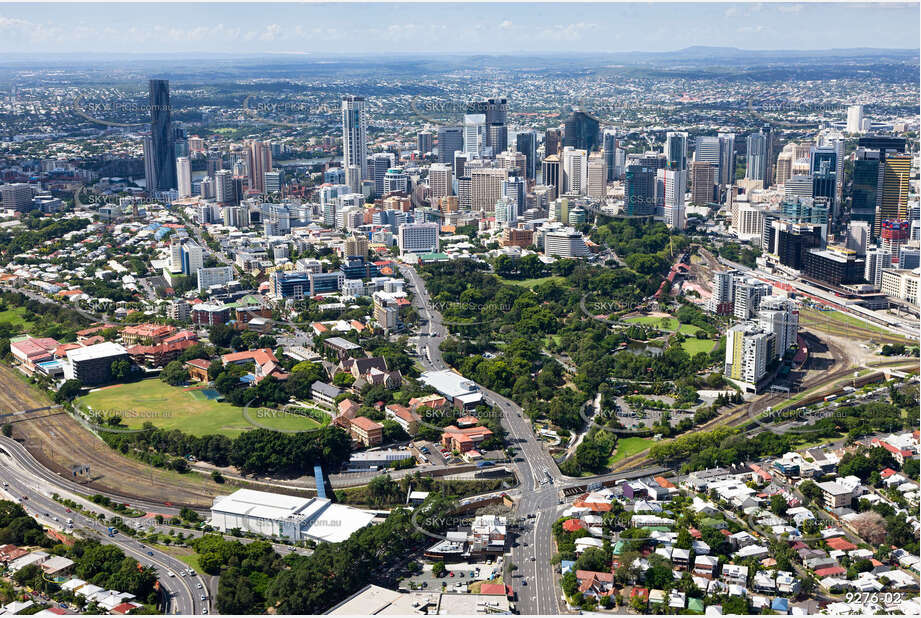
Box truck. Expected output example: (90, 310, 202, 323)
(107, 527, 117, 536)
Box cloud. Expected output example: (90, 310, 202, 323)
(538, 22, 599, 41)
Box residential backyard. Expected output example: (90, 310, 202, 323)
(77, 379, 326, 437)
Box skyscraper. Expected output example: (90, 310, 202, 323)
(429, 163, 453, 199)
(541, 155, 560, 198)
(176, 156, 191, 199)
(563, 110, 600, 152)
(657, 168, 686, 230)
(246, 140, 272, 193)
(437, 126, 463, 164)
(810, 145, 838, 220)
(515, 130, 538, 180)
(690, 161, 716, 205)
(602, 129, 618, 182)
(463, 113, 486, 157)
(851, 147, 881, 227)
(665, 131, 688, 172)
(624, 165, 656, 216)
(846, 105, 864, 134)
(469, 97, 507, 149)
(417, 131, 434, 155)
(544, 128, 562, 157)
(148, 79, 176, 191)
(587, 154, 606, 200)
(875, 153, 911, 237)
(369, 152, 396, 197)
(561, 147, 588, 195)
(718, 132, 736, 187)
(341, 96, 368, 190)
(745, 131, 768, 182)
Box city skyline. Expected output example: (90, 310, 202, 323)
(0, 2, 918, 54)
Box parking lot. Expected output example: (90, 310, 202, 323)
(401, 559, 504, 593)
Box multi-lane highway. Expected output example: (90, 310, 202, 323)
(401, 263, 564, 615)
(0, 435, 190, 517)
(0, 445, 208, 615)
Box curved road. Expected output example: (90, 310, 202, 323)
(0, 435, 192, 517)
(0, 447, 206, 615)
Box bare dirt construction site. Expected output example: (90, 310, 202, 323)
(1, 365, 224, 508)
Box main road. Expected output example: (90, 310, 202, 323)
(401, 263, 566, 615)
(0, 446, 207, 615)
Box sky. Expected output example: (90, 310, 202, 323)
(0, 2, 918, 55)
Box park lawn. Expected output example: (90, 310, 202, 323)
(0, 306, 36, 333)
(625, 316, 679, 330)
(681, 338, 715, 356)
(626, 315, 703, 335)
(498, 275, 567, 289)
(78, 379, 326, 437)
(610, 437, 655, 463)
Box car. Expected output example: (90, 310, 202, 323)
(522, 580, 528, 586)
(201, 595, 207, 601)
(202, 610, 208, 615)
(180, 570, 187, 576)
(529, 557, 535, 562)
(197, 583, 203, 589)
(65, 508, 71, 513)
(167, 571, 175, 577)
(449, 572, 454, 577)
(148, 551, 154, 556)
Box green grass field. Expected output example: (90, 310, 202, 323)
(681, 338, 716, 356)
(78, 379, 326, 437)
(625, 315, 702, 336)
(0, 307, 36, 333)
(497, 275, 568, 289)
(610, 437, 655, 463)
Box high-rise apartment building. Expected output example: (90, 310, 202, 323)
(246, 139, 272, 193)
(342, 96, 369, 190)
(846, 105, 864, 134)
(176, 156, 191, 198)
(417, 131, 434, 155)
(147, 79, 176, 191)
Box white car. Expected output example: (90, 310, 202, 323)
(167, 571, 175, 578)
(197, 583, 203, 589)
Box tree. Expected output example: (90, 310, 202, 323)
(110, 359, 132, 381)
(160, 361, 189, 386)
(770, 494, 789, 516)
(1, 424, 10, 438)
(432, 561, 446, 577)
(55, 379, 82, 402)
(799, 480, 823, 504)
